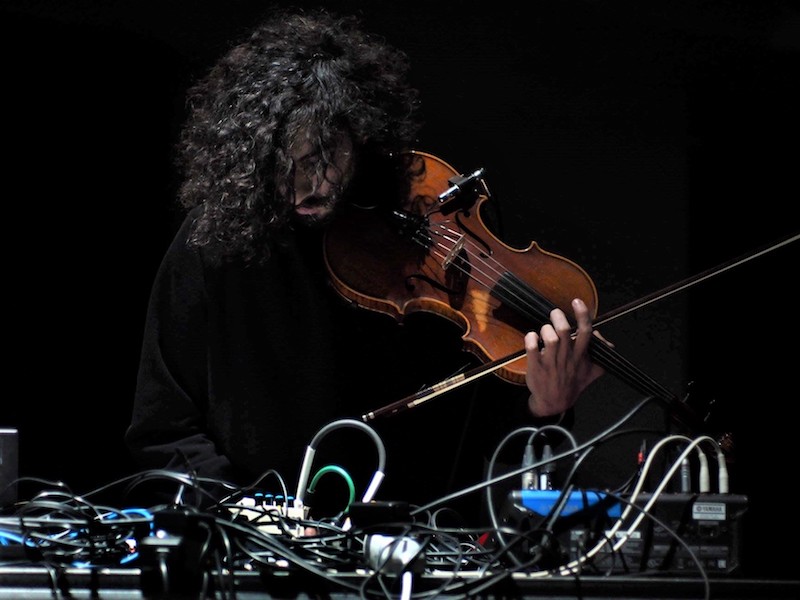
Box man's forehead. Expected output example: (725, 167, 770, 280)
(290, 133, 352, 162)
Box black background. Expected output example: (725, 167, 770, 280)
(1, 0, 798, 580)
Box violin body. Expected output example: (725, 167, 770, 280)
(323, 151, 598, 384)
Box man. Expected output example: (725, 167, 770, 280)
(125, 7, 602, 519)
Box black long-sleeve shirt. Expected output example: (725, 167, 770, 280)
(125, 207, 537, 516)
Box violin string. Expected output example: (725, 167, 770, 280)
(496, 268, 678, 401)
(415, 221, 679, 404)
(587, 336, 678, 401)
(426, 222, 551, 321)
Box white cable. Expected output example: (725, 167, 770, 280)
(401, 570, 413, 600)
(362, 472, 385, 503)
(547, 435, 725, 577)
(694, 435, 729, 494)
(294, 447, 316, 508)
(697, 447, 710, 493)
(524, 434, 694, 577)
(583, 436, 697, 573)
(717, 449, 729, 493)
(294, 418, 387, 509)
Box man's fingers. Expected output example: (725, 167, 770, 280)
(566, 298, 590, 349)
(524, 330, 541, 353)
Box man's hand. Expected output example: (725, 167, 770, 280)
(524, 298, 606, 417)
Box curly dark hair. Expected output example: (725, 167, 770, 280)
(175, 7, 422, 263)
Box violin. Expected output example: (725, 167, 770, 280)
(323, 150, 703, 433)
(325, 151, 596, 384)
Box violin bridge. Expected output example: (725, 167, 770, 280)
(441, 234, 465, 269)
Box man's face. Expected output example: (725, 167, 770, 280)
(289, 135, 355, 227)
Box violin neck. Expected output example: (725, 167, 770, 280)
(497, 271, 701, 432)
(588, 336, 700, 433)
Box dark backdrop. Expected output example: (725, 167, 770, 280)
(2, 0, 798, 580)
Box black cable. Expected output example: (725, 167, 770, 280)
(412, 395, 662, 517)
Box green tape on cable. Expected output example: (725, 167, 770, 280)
(308, 464, 356, 508)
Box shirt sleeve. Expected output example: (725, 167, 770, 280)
(124, 213, 242, 500)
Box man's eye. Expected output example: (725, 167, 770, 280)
(297, 159, 320, 174)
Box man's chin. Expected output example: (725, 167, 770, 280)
(292, 206, 337, 228)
